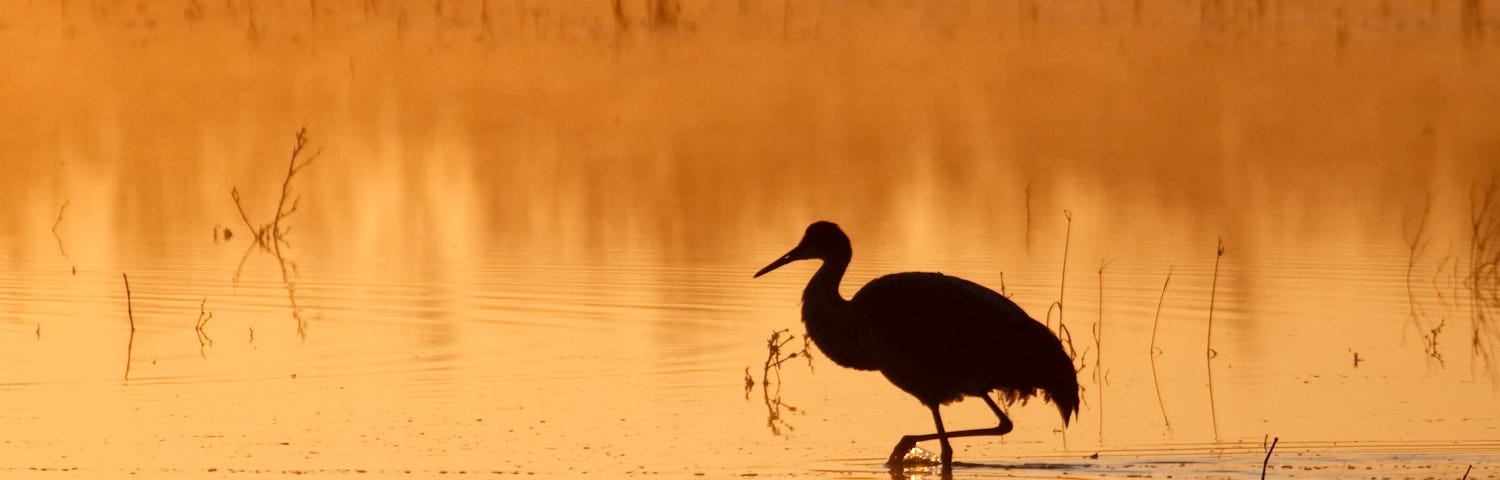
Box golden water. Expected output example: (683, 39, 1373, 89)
(2, 1, 1498, 478)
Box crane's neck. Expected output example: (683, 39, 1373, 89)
(801, 254, 849, 307)
(799, 253, 877, 371)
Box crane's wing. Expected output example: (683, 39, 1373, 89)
(850, 272, 1079, 421)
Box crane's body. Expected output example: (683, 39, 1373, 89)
(754, 221, 1079, 471)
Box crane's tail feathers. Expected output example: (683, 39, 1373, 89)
(1047, 384, 1081, 427)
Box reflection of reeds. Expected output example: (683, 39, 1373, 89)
(122, 273, 136, 381)
(51, 200, 75, 275)
(1149, 266, 1173, 433)
(1468, 173, 1500, 377)
(195, 297, 214, 358)
(1206, 238, 1224, 441)
(1405, 191, 1434, 345)
(1093, 257, 1113, 443)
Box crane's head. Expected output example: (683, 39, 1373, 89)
(753, 221, 852, 278)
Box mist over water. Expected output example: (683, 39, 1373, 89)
(1, 1, 1498, 478)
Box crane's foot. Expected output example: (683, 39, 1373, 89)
(885, 436, 928, 467)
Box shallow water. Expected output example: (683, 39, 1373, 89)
(2, 1, 1499, 478)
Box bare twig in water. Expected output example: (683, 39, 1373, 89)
(230, 128, 320, 339)
(1207, 238, 1225, 440)
(748, 329, 815, 436)
(1149, 266, 1174, 432)
(760, 329, 813, 388)
(52, 201, 75, 274)
(1261, 436, 1279, 480)
(1426, 319, 1447, 366)
(122, 273, 136, 381)
(196, 297, 214, 358)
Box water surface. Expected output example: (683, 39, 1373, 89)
(2, 1, 1498, 478)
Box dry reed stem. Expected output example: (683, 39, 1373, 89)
(1261, 436, 1278, 480)
(1149, 266, 1173, 432)
(1207, 238, 1224, 440)
(122, 273, 135, 381)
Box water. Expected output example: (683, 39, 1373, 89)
(2, 1, 1499, 478)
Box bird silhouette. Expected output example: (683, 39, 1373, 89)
(753, 221, 1079, 471)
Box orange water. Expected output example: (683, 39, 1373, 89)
(1, 1, 1497, 478)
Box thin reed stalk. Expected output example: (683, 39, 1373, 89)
(1207, 238, 1224, 440)
(122, 273, 135, 381)
(1261, 436, 1279, 480)
(1149, 266, 1173, 432)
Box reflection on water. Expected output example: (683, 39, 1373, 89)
(2, 0, 1499, 478)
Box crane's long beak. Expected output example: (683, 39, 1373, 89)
(753, 250, 798, 278)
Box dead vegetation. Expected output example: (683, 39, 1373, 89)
(122, 273, 136, 381)
(230, 127, 320, 339)
(744, 329, 815, 436)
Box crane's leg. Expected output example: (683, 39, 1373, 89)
(980, 394, 1014, 434)
(885, 394, 1017, 468)
(930, 405, 954, 469)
